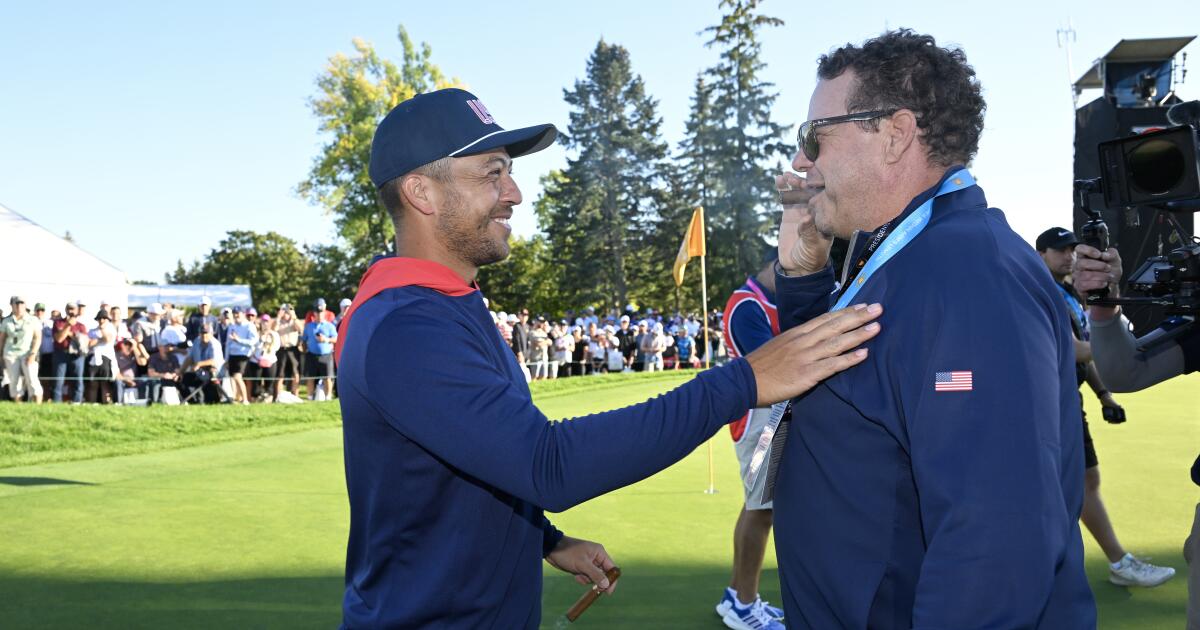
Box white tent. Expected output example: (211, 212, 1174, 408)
(0, 202, 129, 316)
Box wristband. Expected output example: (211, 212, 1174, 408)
(1096, 389, 1110, 398)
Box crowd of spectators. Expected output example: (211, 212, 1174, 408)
(491, 304, 726, 382)
(1, 293, 727, 403)
(0, 295, 352, 405)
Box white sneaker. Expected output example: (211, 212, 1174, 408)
(1109, 553, 1175, 587)
(716, 588, 784, 620)
(722, 598, 785, 630)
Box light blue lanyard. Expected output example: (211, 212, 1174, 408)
(832, 169, 977, 310)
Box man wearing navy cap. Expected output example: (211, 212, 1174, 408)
(1036, 227, 1176, 588)
(770, 31, 1094, 628)
(335, 87, 885, 628)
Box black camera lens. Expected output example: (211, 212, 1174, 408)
(1128, 138, 1185, 195)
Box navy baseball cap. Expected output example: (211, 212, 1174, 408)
(1035, 227, 1079, 251)
(368, 88, 557, 188)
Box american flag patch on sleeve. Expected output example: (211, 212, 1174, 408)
(934, 371, 973, 392)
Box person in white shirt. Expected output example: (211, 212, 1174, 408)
(224, 307, 259, 404)
(85, 309, 117, 403)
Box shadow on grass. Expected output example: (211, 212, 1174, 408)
(0, 575, 343, 630)
(0, 554, 1186, 629)
(0, 476, 95, 487)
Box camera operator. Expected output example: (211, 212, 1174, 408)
(1038, 228, 1175, 587)
(1074, 243, 1200, 626)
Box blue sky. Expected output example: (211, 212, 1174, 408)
(2, 1, 1197, 282)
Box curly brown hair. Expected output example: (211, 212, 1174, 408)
(817, 29, 986, 168)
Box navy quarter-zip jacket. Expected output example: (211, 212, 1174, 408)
(773, 168, 1096, 629)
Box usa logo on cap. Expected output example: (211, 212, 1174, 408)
(466, 100, 495, 125)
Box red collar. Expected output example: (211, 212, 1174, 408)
(334, 257, 478, 364)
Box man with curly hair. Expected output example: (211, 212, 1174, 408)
(770, 30, 1095, 627)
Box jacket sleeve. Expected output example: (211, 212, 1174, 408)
(359, 304, 758, 513)
(541, 516, 565, 557)
(903, 273, 1081, 629)
(775, 264, 836, 332)
(1088, 314, 1187, 392)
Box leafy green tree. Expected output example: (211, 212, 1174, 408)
(302, 243, 360, 312)
(167, 231, 312, 313)
(298, 26, 457, 272)
(537, 40, 669, 313)
(693, 0, 791, 296)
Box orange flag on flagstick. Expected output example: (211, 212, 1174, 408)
(672, 207, 706, 286)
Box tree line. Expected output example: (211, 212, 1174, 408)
(172, 0, 790, 317)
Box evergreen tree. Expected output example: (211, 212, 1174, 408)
(692, 0, 791, 296)
(537, 40, 669, 312)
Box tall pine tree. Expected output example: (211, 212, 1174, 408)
(685, 0, 791, 297)
(537, 40, 669, 313)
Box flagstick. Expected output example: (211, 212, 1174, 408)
(700, 253, 717, 495)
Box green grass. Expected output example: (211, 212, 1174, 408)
(0, 371, 1194, 628)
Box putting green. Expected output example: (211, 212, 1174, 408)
(0, 372, 1195, 628)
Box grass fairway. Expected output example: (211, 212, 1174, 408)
(0, 371, 1195, 628)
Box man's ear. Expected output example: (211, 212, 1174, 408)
(883, 109, 919, 165)
(400, 174, 436, 216)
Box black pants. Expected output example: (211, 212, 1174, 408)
(84, 358, 115, 404)
(182, 369, 223, 404)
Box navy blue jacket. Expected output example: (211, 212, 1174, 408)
(337, 278, 757, 628)
(773, 169, 1096, 629)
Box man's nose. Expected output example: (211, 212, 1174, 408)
(502, 174, 523, 206)
(791, 149, 813, 173)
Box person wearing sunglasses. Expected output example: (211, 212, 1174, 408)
(767, 30, 1095, 628)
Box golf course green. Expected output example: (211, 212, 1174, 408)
(0, 371, 1195, 628)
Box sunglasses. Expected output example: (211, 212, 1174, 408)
(796, 110, 896, 161)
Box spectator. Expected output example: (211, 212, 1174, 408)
(255, 315, 281, 402)
(36, 302, 55, 397)
(52, 303, 89, 403)
(604, 327, 625, 373)
(85, 309, 117, 404)
(570, 326, 589, 376)
(276, 304, 303, 397)
(110, 305, 131, 342)
(336, 298, 352, 327)
(496, 312, 513, 343)
(587, 327, 608, 374)
(633, 321, 649, 371)
(114, 339, 143, 403)
(146, 343, 182, 404)
(73, 299, 93, 329)
(185, 296, 218, 343)
(510, 308, 530, 368)
(225, 306, 258, 404)
(675, 327, 697, 369)
(615, 315, 637, 370)
(529, 317, 550, 380)
(160, 312, 189, 367)
(640, 322, 669, 373)
(217, 307, 233, 348)
(0, 296, 44, 403)
(302, 298, 337, 401)
(134, 303, 164, 356)
(181, 323, 225, 404)
(307, 298, 336, 324)
(554, 321, 573, 378)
